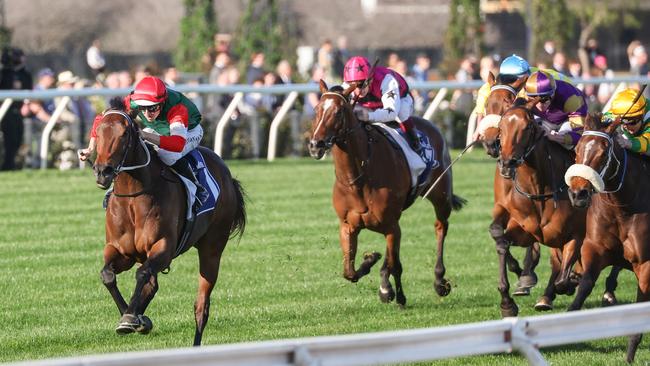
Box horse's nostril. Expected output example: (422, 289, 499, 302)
(577, 189, 589, 200)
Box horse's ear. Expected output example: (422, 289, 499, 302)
(488, 71, 496, 87)
(343, 82, 356, 97)
(319, 79, 328, 94)
(513, 75, 528, 90)
(606, 117, 622, 135)
(524, 96, 539, 110)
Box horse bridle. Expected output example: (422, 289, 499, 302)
(312, 92, 362, 149)
(104, 110, 151, 174)
(499, 106, 544, 168)
(579, 130, 627, 194)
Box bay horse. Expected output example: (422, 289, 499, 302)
(565, 115, 650, 363)
(92, 98, 246, 345)
(308, 80, 465, 307)
(482, 72, 542, 297)
(494, 98, 586, 316)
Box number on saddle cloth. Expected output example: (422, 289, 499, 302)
(184, 150, 220, 217)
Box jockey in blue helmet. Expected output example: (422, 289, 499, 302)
(499, 54, 530, 77)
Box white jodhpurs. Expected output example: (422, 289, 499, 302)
(143, 124, 204, 166)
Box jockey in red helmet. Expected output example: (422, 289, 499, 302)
(81, 76, 207, 210)
(342, 56, 421, 152)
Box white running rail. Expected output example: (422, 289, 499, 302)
(9, 302, 650, 366)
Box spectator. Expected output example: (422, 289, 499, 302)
(387, 52, 400, 70)
(1, 47, 32, 170)
(21, 67, 55, 167)
(117, 70, 133, 88)
(246, 52, 266, 85)
(568, 59, 582, 80)
(316, 39, 334, 82)
(543, 40, 556, 58)
(478, 55, 497, 83)
(332, 35, 350, 78)
(86, 39, 106, 79)
(593, 55, 615, 106)
(552, 51, 568, 75)
(411, 53, 433, 112)
(163, 66, 180, 86)
(451, 56, 477, 115)
(303, 64, 325, 119)
(55, 70, 94, 168)
(276, 59, 293, 85)
(208, 52, 231, 85)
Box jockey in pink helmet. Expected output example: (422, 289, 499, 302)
(342, 56, 421, 152)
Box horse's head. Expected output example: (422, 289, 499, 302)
(480, 73, 528, 158)
(308, 80, 357, 160)
(565, 113, 621, 208)
(93, 98, 141, 189)
(497, 98, 541, 179)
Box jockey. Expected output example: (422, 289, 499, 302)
(79, 76, 207, 206)
(473, 54, 573, 139)
(342, 56, 421, 152)
(604, 88, 650, 154)
(524, 70, 588, 148)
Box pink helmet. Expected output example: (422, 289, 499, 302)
(343, 56, 372, 83)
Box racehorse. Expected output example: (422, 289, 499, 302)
(482, 72, 542, 297)
(308, 81, 465, 307)
(565, 115, 650, 363)
(494, 98, 585, 317)
(92, 98, 246, 345)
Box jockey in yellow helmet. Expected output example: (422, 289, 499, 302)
(605, 88, 650, 154)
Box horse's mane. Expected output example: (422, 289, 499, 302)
(329, 85, 345, 93)
(108, 96, 127, 111)
(584, 112, 605, 131)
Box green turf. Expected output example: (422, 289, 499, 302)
(0, 151, 642, 365)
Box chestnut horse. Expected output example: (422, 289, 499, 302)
(92, 99, 246, 345)
(565, 116, 650, 363)
(308, 81, 465, 306)
(482, 72, 541, 296)
(494, 99, 586, 316)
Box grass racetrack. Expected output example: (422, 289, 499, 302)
(0, 150, 644, 365)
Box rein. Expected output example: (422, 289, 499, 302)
(103, 110, 153, 197)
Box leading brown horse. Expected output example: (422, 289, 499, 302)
(308, 81, 465, 307)
(92, 98, 246, 345)
(565, 115, 650, 363)
(494, 99, 585, 317)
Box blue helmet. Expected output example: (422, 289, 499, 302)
(499, 54, 530, 77)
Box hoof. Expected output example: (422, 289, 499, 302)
(116, 314, 139, 335)
(512, 286, 530, 296)
(501, 303, 519, 318)
(363, 251, 382, 263)
(534, 297, 553, 311)
(434, 279, 452, 297)
(378, 286, 395, 303)
(396, 293, 406, 308)
(136, 315, 153, 334)
(516, 272, 538, 289)
(602, 292, 617, 307)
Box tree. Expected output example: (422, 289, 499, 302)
(232, 0, 298, 74)
(174, 0, 218, 73)
(526, 0, 574, 64)
(440, 0, 483, 77)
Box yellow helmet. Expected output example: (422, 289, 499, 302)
(610, 88, 647, 117)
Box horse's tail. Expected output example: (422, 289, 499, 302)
(229, 178, 247, 240)
(451, 194, 467, 211)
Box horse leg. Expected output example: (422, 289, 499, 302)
(554, 238, 581, 295)
(427, 191, 452, 297)
(193, 232, 228, 346)
(339, 222, 380, 282)
(515, 243, 540, 293)
(117, 241, 171, 335)
(490, 221, 518, 317)
(602, 266, 622, 307)
(626, 263, 650, 363)
(534, 248, 562, 311)
(101, 245, 135, 316)
(379, 224, 406, 306)
(567, 242, 606, 311)
(491, 207, 530, 291)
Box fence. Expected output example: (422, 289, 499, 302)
(0, 76, 647, 167)
(9, 301, 650, 366)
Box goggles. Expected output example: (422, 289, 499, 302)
(621, 117, 642, 125)
(140, 104, 162, 113)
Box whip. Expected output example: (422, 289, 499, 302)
(422, 140, 478, 200)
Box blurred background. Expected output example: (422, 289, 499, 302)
(0, 0, 648, 169)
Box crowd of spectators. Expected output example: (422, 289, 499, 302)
(1, 35, 649, 170)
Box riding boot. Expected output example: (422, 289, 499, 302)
(171, 157, 208, 212)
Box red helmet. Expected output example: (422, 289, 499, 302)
(343, 56, 372, 83)
(131, 76, 167, 106)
